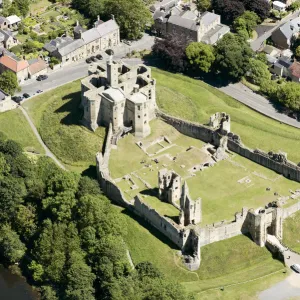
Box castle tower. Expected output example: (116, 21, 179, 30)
(107, 57, 118, 88)
(180, 181, 202, 226)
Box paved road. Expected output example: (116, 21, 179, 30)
(219, 82, 300, 128)
(251, 10, 300, 51)
(259, 250, 300, 300)
(19, 106, 66, 170)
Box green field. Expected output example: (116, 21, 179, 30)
(23, 81, 105, 173)
(283, 210, 300, 252)
(0, 108, 44, 153)
(110, 119, 300, 224)
(121, 207, 287, 300)
(153, 69, 300, 164)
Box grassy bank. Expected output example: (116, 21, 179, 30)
(23, 81, 105, 173)
(283, 210, 300, 252)
(153, 69, 300, 164)
(121, 207, 286, 300)
(0, 109, 44, 153)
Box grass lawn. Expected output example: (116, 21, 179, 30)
(22, 80, 105, 173)
(283, 210, 300, 252)
(0, 108, 44, 153)
(120, 206, 286, 300)
(153, 69, 300, 164)
(110, 119, 300, 224)
(30, 0, 53, 15)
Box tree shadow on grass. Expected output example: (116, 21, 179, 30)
(54, 91, 83, 126)
(81, 165, 98, 179)
(121, 207, 180, 250)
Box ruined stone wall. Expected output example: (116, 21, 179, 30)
(133, 196, 188, 248)
(283, 201, 300, 219)
(227, 139, 300, 182)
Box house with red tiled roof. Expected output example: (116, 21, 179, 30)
(288, 61, 300, 83)
(0, 55, 29, 82)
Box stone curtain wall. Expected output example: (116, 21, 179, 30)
(283, 201, 300, 219)
(227, 139, 300, 182)
(133, 196, 189, 248)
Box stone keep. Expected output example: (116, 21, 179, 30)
(81, 58, 157, 138)
(180, 181, 202, 226)
(158, 169, 181, 204)
(209, 112, 230, 135)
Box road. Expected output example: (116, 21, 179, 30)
(259, 250, 300, 300)
(19, 106, 66, 170)
(219, 82, 300, 128)
(251, 10, 300, 51)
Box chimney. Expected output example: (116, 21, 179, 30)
(76, 20, 79, 26)
(97, 15, 100, 21)
(79, 29, 82, 38)
(111, 14, 115, 20)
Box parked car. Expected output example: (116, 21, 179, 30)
(37, 74, 48, 81)
(86, 58, 92, 64)
(291, 264, 300, 273)
(123, 40, 132, 46)
(91, 56, 97, 62)
(96, 54, 103, 60)
(37, 90, 43, 94)
(23, 93, 30, 98)
(12, 96, 23, 103)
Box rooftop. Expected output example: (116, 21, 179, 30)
(289, 61, 300, 78)
(0, 55, 28, 72)
(6, 15, 21, 24)
(277, 16, 300, 40)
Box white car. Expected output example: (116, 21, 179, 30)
(291, 264, 300, 273)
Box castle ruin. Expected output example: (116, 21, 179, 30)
(81, 57, 156, 138)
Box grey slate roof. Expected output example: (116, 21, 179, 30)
(0, 29, 14, 42)
(278, 57, 292, 68)
(201, 24, 230, 44)
(180, 10, 197, 20)
(43, 36, 74, 53)
(82, 28, 100, 44)
(200, 11, 219, 27)
(74, 24, 86, 34)
(277, 16, 300, 40)
(97, 19, 119, 37)
(0, 16, 8, 25)
(168, 15, 199, 31)
(58, 39, 85, 56)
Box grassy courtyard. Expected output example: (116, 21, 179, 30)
(153, 69, 300, 164)
(23, 80, 105, 173)
(0, 108, 44, 154)
(110, 119, 300, 224)
(283, 210, 300, 252)
(121, 206, 287, 300)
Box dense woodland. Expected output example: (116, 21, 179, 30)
(0, 132, 192, 300)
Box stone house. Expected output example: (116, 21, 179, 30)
(28, 58, 48, 79)
(153, 5, 229, 44)
(0, 29, 18, 49)
(43, 17, 120, 66)
(0, 55, 29, 83)
(81, 58, 156, 138)
(272, 16, 300, 49)
(269, 57, 292, 77)
(6, 15, 21, 30)
(0, 16, 8, 30)
(288, 61, 300, 82)
(0, 89, 17, 112)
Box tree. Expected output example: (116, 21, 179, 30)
(214, 33, 253, 80)
(256, 52, 267, 64)
(76, 176, 101, 199)
(234, 11, 260, 37)
(276, 82, 300, 111)
(13, 0, 30, 17)
(295, 45, 300, 59)
(195, 0, 211, 12)
(102, 0, 153, 40)
(186, 42, 215, 73)
(152, 34, 189, 72)
(290, 0, 300, 11)
(242, 0, 270, 20)
(212, 0, 245, 24)
(64, 251, 96, 300)
(248, 58, 271, 85)
(0, 225, 26, 263)
(28, 261, 44, 282)
(0, 71, 20, 95)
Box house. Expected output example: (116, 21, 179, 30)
(43, 17, 120, 66)
(272, 17, 300, 49)
(6, 15, 21, 30)
(269, 57, 293, 77)
(0, 29, 18, 49)
(153, 6, 229, 44)
(288, 61, 300, 82)
(273, 1, 286, 11)
(0, 89, 17, 112)
(0, 55, 29, 82)
(0, 16, 8, 30)
(28, 58, 48, 79)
